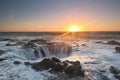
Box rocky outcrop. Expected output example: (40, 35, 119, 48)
(6, 43, 17, 46)
(96, 40, 120, 46)
(51, 57, 61, 62)
(0, 50, 6, 55)
(107, 40, 120, 45)
(110, 66, 120, 74)
(13, 61, 21, 65)
(32, 58, 56, 70)
(115, 47, 120, 53)
(31, 57, 85, 77)
(0, 58, 6, 61)
(64, 65, 84, 77)
(114, 74, 120, 79)
(23, 39, 72, 58)
(110, 66, 120, 79)
(24, 62, 31, 66)
(6, 41, 25, 46)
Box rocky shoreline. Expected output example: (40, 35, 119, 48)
(0, 39, 120, 80)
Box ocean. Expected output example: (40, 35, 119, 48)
(0, 32, 120, 80)
(0, 32, 120, 39)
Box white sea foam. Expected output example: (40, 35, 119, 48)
(0, 38, 120, 80)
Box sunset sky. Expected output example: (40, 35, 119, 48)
(0, 0, 120, 32)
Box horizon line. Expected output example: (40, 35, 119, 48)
(0, 31, 120, 33)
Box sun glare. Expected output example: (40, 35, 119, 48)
(69, 25, 80, 32)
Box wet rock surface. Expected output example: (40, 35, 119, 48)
(110, 66, 120, 74)
(6, 43, 17, 46)
(114, 74, 120, 79)
(64, 65, 84, 77)
(0, 38, 17, 41)
(24, 62, 31, 66)
(0, 50, 6, 55)
(13, 61, 21, 65)
(0, 58, 6, 61)
(115, 47, 120, 53)
(110, 66, 120, 79)
(23, 39, 72, 58)
(31, 57, 85, 77)
(6, 41, 25, 46)
(95, 40, 120, 46)
(107, 40, 120, 45)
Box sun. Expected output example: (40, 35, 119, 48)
(69, 25, 80, 32)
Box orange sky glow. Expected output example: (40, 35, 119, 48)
(0, 0, 120, 32)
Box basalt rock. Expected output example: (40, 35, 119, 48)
(115, 47, 120, 53)
(0, 58, 6, 61)
(114, 74, 120, 79)
(0, 50, 6, 55)
(64, 65, 84, 77)
(24, 62, 31, 66)
(6, 41, 25, 46)
(29, 39, 47, 43)
(110, 66, 120, 79)
(95, 41, 104, 44)
(34, 49, 39, 58)
(81, 44, 87, 47)
(32, 58, 56, 71)
(39, 47, 46, 57)
(31, 57, 85, 77)
(107, 40, 120, 45)
(24, 41, 36, 48)
(51, 57, 61, 62)
(63, 60, 82, 68)
(6, 43, 17, 46)
(52, 63, 65, 72)
(110, 66, 120, 74)
(16, 41, 25, 45)
(23, 39, 72, 58)
(13, 61, 21, 65)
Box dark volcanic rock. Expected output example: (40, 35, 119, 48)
(34, 49, 39, 58)
(0, 50, 6, 55)
(52, 63, 65, 72)
(110, 66, 120, 74)
(63, 60, 82, 68)
(109, 66, 120, 79)
(63, 61, 69, 67)
(31, 62, 41, 71)
(32, 58, 56, 71)
(6, 41, 25, 46)
(6, 43, 17, 46)
(39, 47, 46, 57)
(95, 41, 104, 44)
(24, 41, 36, 48)
(64, 65, 84, 77)
(0, 58, 6, 61)
(114, 74, 120, 79)
(0, 38, 17, 41)
(16, 41, 25, 45)
(107, 40, 120, 45)
(84, 62, 98, 64)
(81, 44, 87, 47)
(51, 57, 61, 62)
(31, 57, 84, 77)
(100, 74, 109, 80)
(115, 47, 120, 53)
(23, 39, 72, 58)
(29, 39, 47, 43)
(24, 62, 31, 66)
(71, 61, 81, 66)
(0, 38, 11, 41)
(40, 58, 56, 69)
(13, 61, 21, 65)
